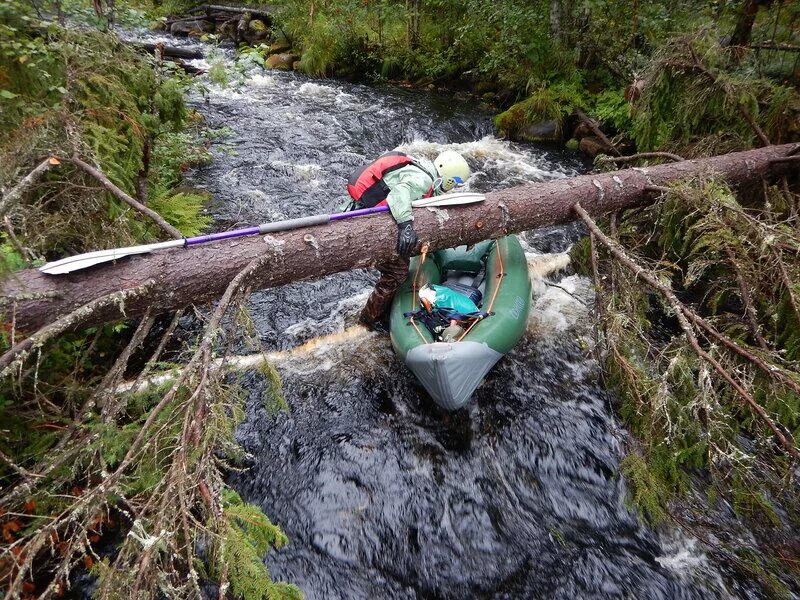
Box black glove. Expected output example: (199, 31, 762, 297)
(396, 220, 418, 257)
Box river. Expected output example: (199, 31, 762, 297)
(127, 31, 768, 600)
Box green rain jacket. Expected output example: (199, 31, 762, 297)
(381, 156, 439, 224)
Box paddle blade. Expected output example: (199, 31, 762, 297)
(411, 192, 485, 208)
(39, 240, 185, 275)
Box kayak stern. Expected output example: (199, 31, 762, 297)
(405, 341, 502, 411)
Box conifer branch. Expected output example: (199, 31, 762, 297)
(0, 281, 156, 378)
(59, 155, 183, 239)
(574, 202, 800, 459)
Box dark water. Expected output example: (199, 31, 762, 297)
(130, 32, 758, 599)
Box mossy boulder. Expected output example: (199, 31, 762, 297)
(267, 53, 299, 70)
(269, 39, 292, 55)
(495, 101, 562, 141)
(243, 19, 270, 44)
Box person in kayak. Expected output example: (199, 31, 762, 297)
(347, 149, 471, 329)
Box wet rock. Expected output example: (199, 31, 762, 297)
(521, 118, 560, 141)
(473, 81, 497, 95)
(267, 53, 299, 70)
(292, 60, 302, 71)
(269, 39, 292, 54)
(579, 135, 608, 158)
(244, 18, 271, 43)
(170, 18, 214, 36)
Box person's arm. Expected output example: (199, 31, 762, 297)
(384, 168, 432, 223)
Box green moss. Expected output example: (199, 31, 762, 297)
(620, 453, 669, 524)
(495, 80, 585, 141)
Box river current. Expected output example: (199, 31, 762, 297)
(127, 32, 769, 600)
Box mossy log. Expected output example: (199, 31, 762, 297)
(3, 144, 797, 331)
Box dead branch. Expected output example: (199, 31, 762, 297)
(98, 309, 156, 423)
(0, 281, 156, 378)
(574, 202, 800, 459)
(770, 155, 800, 165)
(724, 246, 770, 350)
(3, 217, 35, 264)
(60, 156, 182, 239)
(128, 309, 184, 394)
(749, 42, 800, 53)
(575, 109, 622, 156)
(607, 152, 685, 164)
(0, 157, 59, 218)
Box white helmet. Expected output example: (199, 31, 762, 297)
(433, 151, 470, 192)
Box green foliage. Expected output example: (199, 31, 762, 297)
(583, 176, 800, 593)
(495, 78, 586, 140)
(620, 453, 669, 524)
(0, 9, 212, 258)
(0, 243, 26, 275)
(259, 360, 288, 415)
(589, 89, 632, 133)
(150, 191, 212, 237)
(631, 34, 796, 155)
(218, 490, 302, 600)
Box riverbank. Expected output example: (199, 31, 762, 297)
(153, 1, 799, 162)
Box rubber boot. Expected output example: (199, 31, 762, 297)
(359, 255, 410, 329)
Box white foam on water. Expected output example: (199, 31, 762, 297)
(268, 160, 322, 184)
(240, 189, 285, 220)
(396, 135, 573, 186)
(655, 531, 731, 594)
(208, 85, 246, 100)
(298, 81, 338, 98)
(283, 291, 370, 342)
(529, 273, 593, 334)
(656, 536, 708, 572)
(185, 58, 210, 71)
(248, 73, 279, 88)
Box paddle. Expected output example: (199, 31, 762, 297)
(39, 192, 485, 275)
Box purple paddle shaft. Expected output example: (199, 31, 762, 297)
(185, 226, 261, 246)
(184, 205, 390, 245)
(329, 205, 389, 220)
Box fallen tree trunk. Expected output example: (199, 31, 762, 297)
(190, 4, 273, 20)
(2, 144, 797, 331)
(131, 42, 204, 60)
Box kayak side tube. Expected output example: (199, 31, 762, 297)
(389, 236, 531, 410)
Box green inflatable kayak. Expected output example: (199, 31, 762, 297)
(389, 235, 532, 410)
